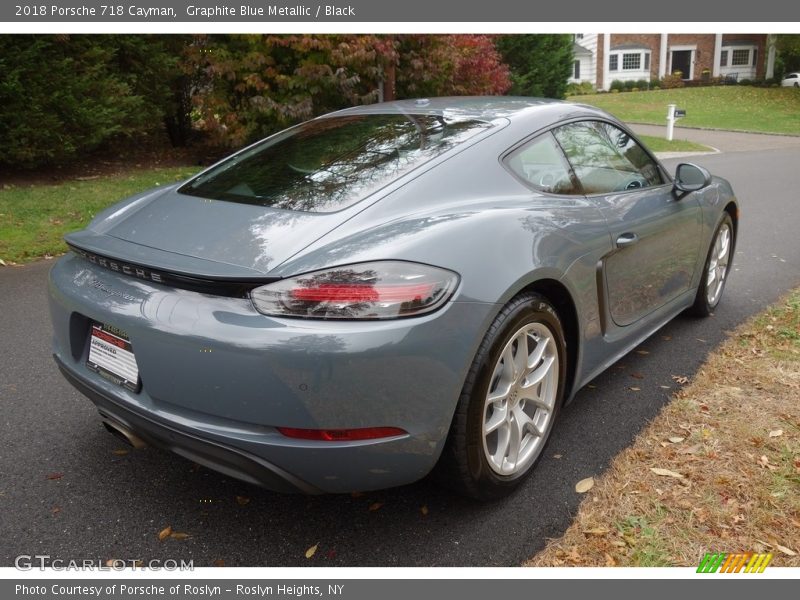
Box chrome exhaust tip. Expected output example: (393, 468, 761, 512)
(102, 418, 147, 449)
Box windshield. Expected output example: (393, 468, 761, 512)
(179, 114, 493, 213)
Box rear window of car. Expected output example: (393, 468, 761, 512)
(179, 114, 493, 213)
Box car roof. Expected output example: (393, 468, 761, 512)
(325, 96, 611, 124)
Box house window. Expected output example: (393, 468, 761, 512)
(752, 48, 758, 67)
(609, 54, 618, 71)
(573, 60, 581, 79)
(622, 53, 641, 70)
(574, 34, 584, 40)
(644, 53, 650, 71)
(720, 50, 728, 67)
(731, 49, 750, 66)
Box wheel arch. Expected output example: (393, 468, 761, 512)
(722, 200, 739, 261)
(517, 278, 580, 403)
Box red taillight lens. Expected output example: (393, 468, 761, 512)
(251, 261, 459, 319)
(277, 426, 407, 441)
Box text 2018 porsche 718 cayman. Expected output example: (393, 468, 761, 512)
(49, 97, 738, 499)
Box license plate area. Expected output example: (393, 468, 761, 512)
(86, 322, 141, 392)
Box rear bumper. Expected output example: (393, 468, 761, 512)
(56, 355, 319, 494)
(48, 253, 498, 492)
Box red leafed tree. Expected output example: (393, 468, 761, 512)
(394, 35, 511, 98)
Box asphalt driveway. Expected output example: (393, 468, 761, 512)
(1, 130, 799, 567)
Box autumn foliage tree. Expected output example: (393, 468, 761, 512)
(188, 34, 511, 148)
(185, 35, 396, 147)
(394, 35, 511, 98)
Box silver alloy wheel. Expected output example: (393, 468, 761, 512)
(482, 322, 559, 476)
(706, 222, 732, 306)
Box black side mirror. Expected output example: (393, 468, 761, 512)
(674, 163, 712, 193)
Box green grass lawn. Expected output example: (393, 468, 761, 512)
(570, 86, 800, 135)
(0, 166, 200, 264)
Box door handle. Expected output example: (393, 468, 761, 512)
(616, 233, 639, 248)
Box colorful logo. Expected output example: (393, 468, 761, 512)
(697, 552, 772, 573)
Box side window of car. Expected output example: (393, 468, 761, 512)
(505, 133, 580, 195)
(552, 121, 663, 195)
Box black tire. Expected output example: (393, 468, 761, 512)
(688, 213, 735, 317)
(435, 292, 567, 500)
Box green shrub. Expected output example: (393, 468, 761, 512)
(610, 79, 626, 92)
(566, 81, 595, 96)
(0, 35, 183, 168)
(660, 74, 685, 89)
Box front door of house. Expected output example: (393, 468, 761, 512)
(671, 50, 692, 79)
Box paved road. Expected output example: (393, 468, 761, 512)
(2, 133, 800, 568)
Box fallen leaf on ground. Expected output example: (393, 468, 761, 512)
(650, 467, 684, 479)
(213, 560, 225, 567)
(583, 527, 609, 536)
(553, 454, 563, 459)
(671, 375, 689, 384)
(420, 505, 429, 516)
(158, 526, 172, 541)
(305, 544, 318, 559)
(630, 372, 645, 379)
(170, 532, 190, 540)
(635, 350, 649, 355)
(46, 472, 63, 480)
(768, 429, 783, 438)
(776, 544, 796, 556)
(629, 387, 641, 391)
(659, 385, 671, 389)
(235, 495, 250, 506)
(112, 449, 129, 456)
(668, 436, 685, 443)
(51, 506, 61, 515)
(758, 455, 777, 471)
(350, 491, 364, 499)
(368, 502, 383, 512)
(575, 477, 594, 493)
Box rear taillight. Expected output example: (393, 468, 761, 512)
(250, 261, 459, 319)
(277, 426, 407, 441)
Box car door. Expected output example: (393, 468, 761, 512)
(553, 120, 703, 327)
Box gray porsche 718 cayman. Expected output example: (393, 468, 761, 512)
(48, 97, 738, 499)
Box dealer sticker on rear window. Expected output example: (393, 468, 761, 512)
(87, 323, 140, 392)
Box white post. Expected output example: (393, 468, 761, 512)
(603, 33, 611, 91)
(659, 34, 668, 79)
(666, 104, 676, 141)
(713, 34, 722, 78)
(767, 34, 776, 79)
